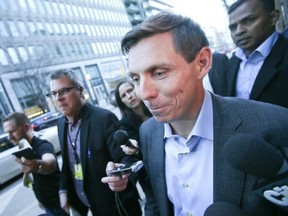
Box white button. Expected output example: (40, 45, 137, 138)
(183, 183, 189, 188)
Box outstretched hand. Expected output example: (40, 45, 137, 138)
(14, 156, 38, 174)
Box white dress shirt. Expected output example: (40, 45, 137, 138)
(164, 90, 214, 216)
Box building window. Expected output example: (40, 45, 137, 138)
(0, 1, 8, 10)
(35, 0, 45, 14)
(7, 47, 20, 64)
(67, 23, 74, 34)
(55, 44, 62, 56)
(12, 76, 48, 113)
(66, 4, 73, 16)
(27, 21, 36, 35)
(59, 3, 67, 16)
(18, 46, 29, 62)
(18, 21, 29, 36)
(78, 6, 85, 18)
(9, 0, 19, 11)
(0, 21, 9, 37)
(73, 24, 80, 34)
(85, 65, 103, 87)
(27, 0, 36, 11)
(45, 21, 53, 35)
(91, 43, 99, 55)
(36, 21, 45, 35)
(8, 21, 20, 37)
(18, 0, 27, 9)
(85, 25, 92, 36)
(28, 45, 44, 60)
(51, 2, 60, 15)
(44, 1, 53, 15)
(53, 22, 61, 34)
(72, 5, 79, 17)
(0, 49, 9, 65)
(60, 23, 68, 34)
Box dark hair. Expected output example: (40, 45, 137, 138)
(115, 81, 152, 120)
(228, 0, 275, 14)
(49, 69, 83, 88)
(3, 112, 30, 126)
(121, 11, 209, 63)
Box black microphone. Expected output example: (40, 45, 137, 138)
(224, 133, 288, 212)
(224, 133, 284, 178)
(204, 201, 244, 216)
(113, 130, 137, 149)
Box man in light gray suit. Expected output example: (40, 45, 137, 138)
(102, 12, 288, 216)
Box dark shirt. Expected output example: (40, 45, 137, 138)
(30, 136, 62, 209)
(120, 114, 144, 143)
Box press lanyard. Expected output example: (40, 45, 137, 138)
(68, 126, 81, 164)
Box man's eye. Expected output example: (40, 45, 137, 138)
(131, 76, 140, 84)
(61, 88, 69, 94)
(244, 18, 253, 24)
(229, 24, 236, 31)
(154, 71, 166, 79)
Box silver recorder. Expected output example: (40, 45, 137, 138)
(109, 161, 143, 176)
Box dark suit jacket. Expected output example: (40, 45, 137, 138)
(58, 103, 141, 216)
(211, 35, 288, 109)
(140, 94, 288, 216)
(208, 52, 229, 94)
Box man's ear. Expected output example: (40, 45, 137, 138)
(196, 47, 212, 79)
(270, 10, 280, 26)
(79, 86, 85, 98)
(23, 123, 30, 132)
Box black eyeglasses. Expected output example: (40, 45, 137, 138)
(46, 86, 79, 99)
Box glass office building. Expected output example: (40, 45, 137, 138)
(0, 0, 172, 123)
(0, 0, 135, 121)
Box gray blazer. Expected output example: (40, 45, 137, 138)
(140, 93, 288, 216)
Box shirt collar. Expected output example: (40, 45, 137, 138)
(164, 90, 213, 141)
(234, 31, 279, 60)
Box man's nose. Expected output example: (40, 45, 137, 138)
(139, 78, 157, 100)
(235, 24, 246, 35)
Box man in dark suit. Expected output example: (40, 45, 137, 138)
(211, 0, 288, 108)
(207, 52, 229, 94)
(103, 12, 288, 216)
(47, 69, 141, 216)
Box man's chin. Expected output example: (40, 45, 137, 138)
(153, 115, 172, 123)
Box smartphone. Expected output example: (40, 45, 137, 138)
(109, 161, 144, 176)
(12, 148, 38, 160)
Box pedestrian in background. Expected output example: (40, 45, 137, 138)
(3, 112, 67, 216)
(114, 80, 152, 155)
(211, 0, 288, 108)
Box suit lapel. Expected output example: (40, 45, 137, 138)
(227, 56, 241, 96)
(212, 95, 246, 205)
(250, 36, 288, 99)
(147, 121, 172, 215)
(78, 104, 90, 178)
(58, 117, 67, 155)
(80, 119, 89, 178)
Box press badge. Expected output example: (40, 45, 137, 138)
(74, 164, 83, 180)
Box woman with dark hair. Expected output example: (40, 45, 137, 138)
(115, 80, 152, 155)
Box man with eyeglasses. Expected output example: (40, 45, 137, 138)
(47, 69, 141, 216)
